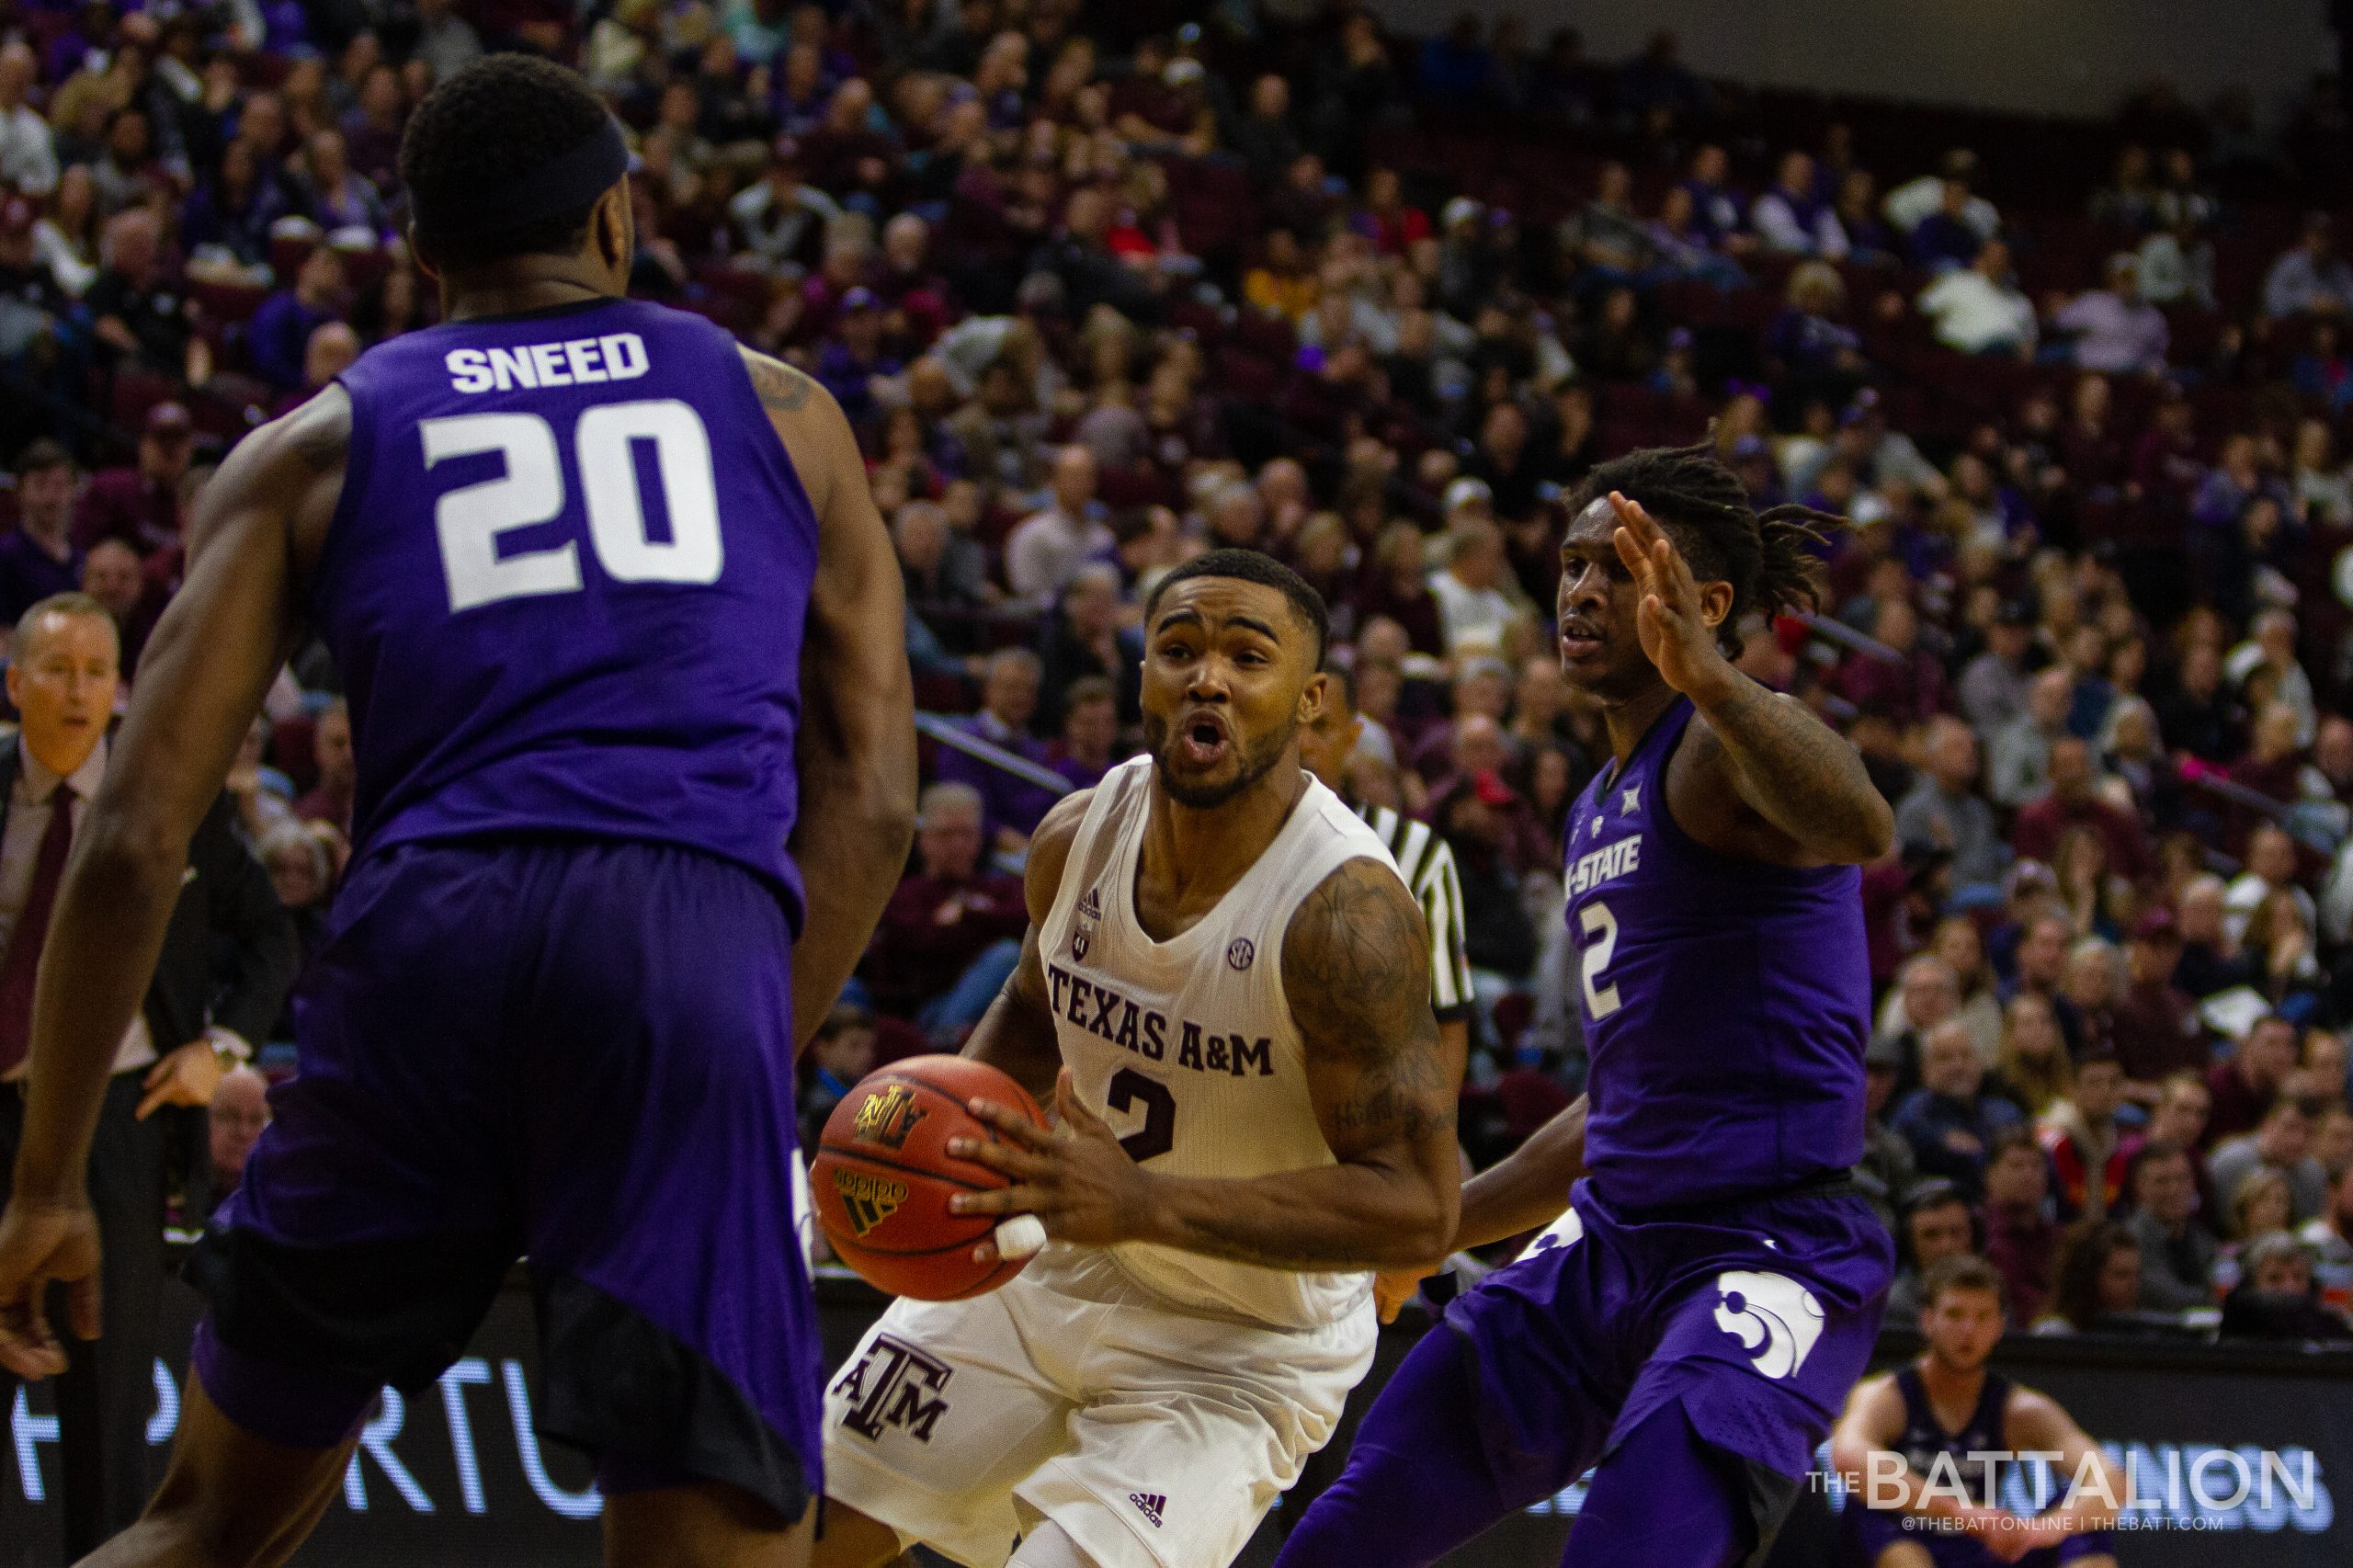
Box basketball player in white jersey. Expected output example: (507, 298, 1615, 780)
(813, 550, 1460, 1568)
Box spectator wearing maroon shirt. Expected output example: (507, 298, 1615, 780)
(2012, 736, 2151, 885)
(1837, 596, 1947, 726)
(865, 782, 1027, 1032)
(74, 401, 191, 562)
(2113, 908, 2206, 1101)
(0, 440, 85, 630)
(1980, 1125, 2060, 1324)
(293, 699, 354, 836)
(2205, 1014, 2302, 1149)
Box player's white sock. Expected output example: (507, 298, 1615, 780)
(1008, 1521, 1103, 1568)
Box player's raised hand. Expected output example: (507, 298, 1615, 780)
(1608, 491, 1733, 700)
(0, 1197, 100, 1380)
(949, 1068, 1156, 1256)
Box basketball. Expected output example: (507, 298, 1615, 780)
(811, 1055, 1051, 1301)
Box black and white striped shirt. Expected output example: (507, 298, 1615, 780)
(1354, 801, 1473, 1021)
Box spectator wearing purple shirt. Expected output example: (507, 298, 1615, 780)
(0, 440, 85, 629)
(1751, 152, 1848, 259)
(934, 647, 1063, 858)
(2050, 254, 2170, 374)
(814, 287, 903, 426)
(245, 245, 347, 392)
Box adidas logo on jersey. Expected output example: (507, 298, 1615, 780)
(1128, 1492, 1166, 1528)
(1077, 887, 1103, 919)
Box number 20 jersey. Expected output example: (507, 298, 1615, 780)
(1036, 756, 1404, 1330)
(1563, 695, 1870, 1210)
(315, 297, 818, 927)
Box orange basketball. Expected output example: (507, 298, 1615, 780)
(811, 1055, 1051, 1301)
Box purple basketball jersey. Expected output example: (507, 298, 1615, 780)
(1563, 696, 1870, 1207)
(317, 296, 817, 927)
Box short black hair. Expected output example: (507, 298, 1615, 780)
(1572, 438, 1845, 654)
(1144, 549, 1329, 666)
(14, 438, 73, 480)
(400, 55, 614, 269)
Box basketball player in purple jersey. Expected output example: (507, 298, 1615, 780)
(1278, 439, 1897, 1567)
(0, 57, 914, 1568)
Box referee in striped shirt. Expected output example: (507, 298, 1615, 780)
(1299, 660, 1475, 1085)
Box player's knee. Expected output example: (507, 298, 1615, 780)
(1870, 1544, 1936, 1568)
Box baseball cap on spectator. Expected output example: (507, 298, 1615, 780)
(2131, 908, 2182, 945)
(2005, 858, 2056, 900)
(1471, 769, 1516, 807)
(1443, 476, 1493, 516)
(1441, 197, 1483, 230)
(1730, 434, 1770, 463)
(145, 403, 194, 441)
(840, 287, 880, 314)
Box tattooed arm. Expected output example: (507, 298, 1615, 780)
(1677, 685, 1894, 866)
(742, 347, 918, 1052)
(1, 390, 335, 1374)
(1608, 493, 1891, 866)
(953, 857, 1461, 1270)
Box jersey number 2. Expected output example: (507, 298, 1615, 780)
(1106, 1068, 1176, 1162)
(1579, 901, 1622, 1020)
(421, 401, 724, 614)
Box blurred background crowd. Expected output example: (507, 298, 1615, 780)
(5, 0, 2353, 1344)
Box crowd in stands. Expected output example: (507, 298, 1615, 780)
(6, 0, 2353, 1344)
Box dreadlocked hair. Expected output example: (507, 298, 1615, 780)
(1570, 436, 1846, 654)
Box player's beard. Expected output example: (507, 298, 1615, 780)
(1145, 712, 1296, 810)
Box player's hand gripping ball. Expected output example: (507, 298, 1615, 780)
(811, 1056, 1051, 1300)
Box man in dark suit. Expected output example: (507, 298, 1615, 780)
(0, 593, 298, 1556)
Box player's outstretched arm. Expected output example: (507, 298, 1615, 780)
(1370, 1094, 1586, 1322)
(1609, 493, 1893, 866)
(960, 790, 1092, 1106)
(1831, 1373, 2011, 1536)
(0, 392, 332, 1377)
(743, 349, 918, 1054)
(2005, 1388, 2125, 1542)
(953, 858, 1460, 1270)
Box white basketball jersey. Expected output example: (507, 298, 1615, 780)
(1036, 755, 1405, 1330)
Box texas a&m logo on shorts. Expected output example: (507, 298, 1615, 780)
(833, 1335, 955, 1442)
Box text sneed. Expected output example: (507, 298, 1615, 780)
(445, 334, 650, 393)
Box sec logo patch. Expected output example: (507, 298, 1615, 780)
(1226, 937, 1256, 971)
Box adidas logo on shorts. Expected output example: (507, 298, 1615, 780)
(1127, 1492, 1165, 1528)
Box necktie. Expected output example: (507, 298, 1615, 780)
(0, 783, 75, 1079)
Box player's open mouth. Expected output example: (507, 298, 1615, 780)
(1560, 625, 1605, 661)
(1180, 712, 1232, 765)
